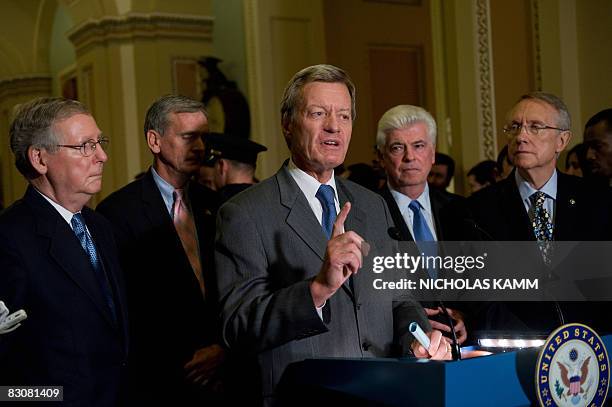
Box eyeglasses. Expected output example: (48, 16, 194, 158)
(57, 137, 109, 157)
(502, 123, 568, 137)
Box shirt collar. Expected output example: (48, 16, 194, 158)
(151, 166, 182, 215)
(35, 188, 79, 226)
(287, 159, 339, 202)
(515, 169, 558, 202)
(388, 182, 432, 214)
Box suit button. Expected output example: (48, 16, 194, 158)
(362, 342, 371, 351)
(356, 303, 362, 310)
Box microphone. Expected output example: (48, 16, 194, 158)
(387, 227, 401, 241)
(462, 218, 495, 241)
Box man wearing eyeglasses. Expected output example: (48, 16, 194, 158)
(0, 97, 128, 406)
(97, 95, 225, 405)
(467, 92, 612, 334)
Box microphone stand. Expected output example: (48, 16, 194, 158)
(439, 301, 461, 361)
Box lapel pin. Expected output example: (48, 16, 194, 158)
(569, 198, 576, 207)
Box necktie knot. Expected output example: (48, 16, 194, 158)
(530, 191, 547, 208)
(316, 185, 335, 209)
(315, 185, 337, 239)
(173, 189, 186, 220)
(408, 200, 422, 213)
(71, 213, 86, 236)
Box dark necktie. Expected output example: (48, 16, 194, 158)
(530, 191, 554, 264)
(71, 213, 117, 322)
(530, 191, 553, 241)
(408, 200, 437, 278)
(315, 185, 337, 239)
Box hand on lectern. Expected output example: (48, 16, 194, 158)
(425, 307, 467, 345)
(411, 329, 452, 361)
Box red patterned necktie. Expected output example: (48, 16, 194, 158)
(173, 189, 205, 297)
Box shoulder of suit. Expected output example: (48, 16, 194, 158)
(337, 177, 383, 203)
(431, 188, 465, 204)
(468, 177, 510, 204)
(0, 197, 31, 231)
(218, 175, 278, 211)
(96, 176, 146, 213)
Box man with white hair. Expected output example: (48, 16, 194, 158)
(376, 104, 469, 344)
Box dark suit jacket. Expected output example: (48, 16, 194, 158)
(467, 171, 612, 334)
(97, 169, 219, 405)
(0, 186, 128, 407)
(215, 163, 429, 402)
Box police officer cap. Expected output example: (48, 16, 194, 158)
(203, 133, 267, 167)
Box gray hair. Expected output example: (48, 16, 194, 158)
(518, 92, 571, 130)
(9, 97, 90, 178)
(280, 64, 356, 131)
(376, 105, 437, 150)
(144, 94, 206, 139)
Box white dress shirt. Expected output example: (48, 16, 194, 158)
(388, 183, 438, 241)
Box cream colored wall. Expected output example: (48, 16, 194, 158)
(243, 0, 327, 178)
(576, 0, 612, 130)
(0, 0, 214, 206)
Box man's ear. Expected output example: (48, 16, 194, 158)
(28, 146, 48, 175)
(282, 119, 292, 149)
(556, 131, 572, 153)
(147, 130, 161, 153)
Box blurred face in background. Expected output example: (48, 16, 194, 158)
(584, 121, 612, 179)
(428, 163, 449, 190)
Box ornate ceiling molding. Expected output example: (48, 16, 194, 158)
(67, 12, 214, 54)
(474, 0, 497, 160)
(0, 75, 52, 100)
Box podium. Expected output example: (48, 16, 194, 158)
(278, 335, 611, 406)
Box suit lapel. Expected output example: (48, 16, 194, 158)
(379, 186, 414, 241)
(336, 178, 365, 301)
(502, 175, 535, 240)
(25, 187, 117, 327)
(140, 171, 204, 293)
(554, 172, 578, 241)
(83, 208, 128, 337)
(429, 188, 445, 240)
(277, 166, 327, 261)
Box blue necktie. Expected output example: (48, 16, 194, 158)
(316, 185, 337, 239)
(408, 200, 437, 278)
(71, 213, 117, 322)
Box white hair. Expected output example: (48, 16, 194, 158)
(376, 105, 436, 150)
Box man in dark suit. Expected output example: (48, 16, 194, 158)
(215, 65, 451, 405)
(468, 92, 612, 334)
(97, 95, 224, 405)
(0, 97, 128, 406)
(375, 104, 469, 344)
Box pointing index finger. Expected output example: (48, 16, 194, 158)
(331, 202, 351, 238)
